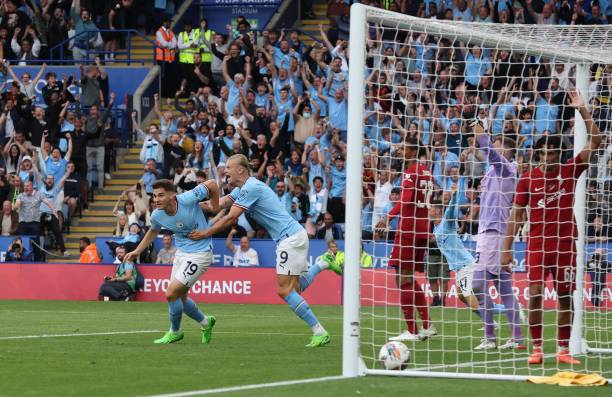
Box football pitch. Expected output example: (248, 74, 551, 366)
(0, 300, 609, 397)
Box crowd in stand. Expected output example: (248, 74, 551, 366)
(0, 0, 611, 263)
(130, 0, 610, 247)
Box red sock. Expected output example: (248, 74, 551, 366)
(558, 324, 571, 349)
(400, 282, 417, 334)
(413, 280, 430, 329)
(530, 324, 543, 348)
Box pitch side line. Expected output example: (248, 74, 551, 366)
(140, 376, 346, 397)
(0, 309, 344, 320)
(0, 330, 319, 341)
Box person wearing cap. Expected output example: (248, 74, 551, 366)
(17, 154, 41, 189)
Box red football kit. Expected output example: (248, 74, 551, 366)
(514, 154, 588, 293)
(388, 163, 434, 271)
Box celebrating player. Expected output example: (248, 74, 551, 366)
(124, 179, 219, 344)
(189, 154, 341, 347)
(472, 121, 526, 350)
(430, 188, 483, 345)
(376, 137, 435, 342)
(502, 90, 602, 365)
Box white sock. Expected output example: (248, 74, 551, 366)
(200, 316, 209, 327)
(312, 322, 326, 336)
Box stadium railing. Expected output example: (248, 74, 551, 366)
(48, 30, 159, 66)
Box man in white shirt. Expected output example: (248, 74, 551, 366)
(225, 228, 259, 267)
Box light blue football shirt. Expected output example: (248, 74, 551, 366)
(150, 184, 212, 253)
(433, 192, 474, 271)
(230, 177, 303, 242)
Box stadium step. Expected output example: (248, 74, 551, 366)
(300, 1, 330, 44)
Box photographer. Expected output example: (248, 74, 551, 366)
(5, 237, 33, 262)
(98, 245, 138, 301)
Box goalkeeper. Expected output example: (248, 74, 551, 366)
(430, 187, 488, 348)
(321, 240, 373, 272)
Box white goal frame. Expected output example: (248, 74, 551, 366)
(342, 3, 612, 380)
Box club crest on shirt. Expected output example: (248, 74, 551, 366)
(176, 222, 184, 229)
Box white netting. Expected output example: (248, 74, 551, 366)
(351, 6, 612, 380)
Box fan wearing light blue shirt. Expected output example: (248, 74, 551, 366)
(124, 179, 220, 345)
(193, 154, 340, 348)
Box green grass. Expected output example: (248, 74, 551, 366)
(0, 300, 609, 397)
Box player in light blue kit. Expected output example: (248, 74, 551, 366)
(124, 179, 219, 344)
(189, 154, 341, 347)
(430, 187, 485, 342)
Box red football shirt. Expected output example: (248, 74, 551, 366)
(389, 163, 433, 240)
(514, 154, 588, 250)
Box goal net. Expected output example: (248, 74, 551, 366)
(343, 4, 612, 381)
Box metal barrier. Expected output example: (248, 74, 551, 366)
(48, 29, 159, 65)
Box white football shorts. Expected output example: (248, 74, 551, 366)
(455, 263, 476, 297)
(171, 250, 213, 287)
(275, 229, 309, 276)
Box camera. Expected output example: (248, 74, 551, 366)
(11, 242, 21, 252)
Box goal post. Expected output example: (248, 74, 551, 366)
(344, 3, 612, 381)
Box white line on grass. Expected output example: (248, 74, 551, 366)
(0, 330, 319, 341)
(140, 376, 346, 397)
(414, 353, 557, 372)
(0, 309, 344, 321)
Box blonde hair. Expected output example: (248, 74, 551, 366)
(228, 154, 251, 173)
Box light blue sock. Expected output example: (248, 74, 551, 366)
(284, 291, 319, 328)
(183, 298, 207, 326)
(168, 299, 184, 332)
(473, 309, 483, 320)
(300, 264, 323, 291)
(494, 303, 506, 314)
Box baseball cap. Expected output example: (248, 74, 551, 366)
(292, 197, 299, 204)
(22, 155, 32, 162)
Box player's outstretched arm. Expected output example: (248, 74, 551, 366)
(189, 205, 245, 241)
(203, 179, 219, 213)
(501, 204, 526, 273)
(568, 90, 602, 163)
(124, 228, 160, 263)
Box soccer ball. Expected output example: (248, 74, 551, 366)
(378, 341, 410, 370)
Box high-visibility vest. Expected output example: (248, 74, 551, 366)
(155, 28, 176, 62)
(200, 29, 214, 63)
(179, 30, 201, 64)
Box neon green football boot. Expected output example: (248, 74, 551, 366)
(154, 330, 184, 344)
(321, 252, 343, 275)
(306, 331, 331, 347)
(201, 315, 216, 344)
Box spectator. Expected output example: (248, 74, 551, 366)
(39, 174, 69, 256)
(113, 212, 128, 237)
(41, 131, 72, 187)
(98, 245, 138, 301)
(62, 161, 82, 221)
(225, 228, 259, 267)
(305, 175, 328, 237)
(163, 133, 186, 178)
(155, 234, 176, 264)
(315, 212, 343, 241)
(289, 196, 303, 222)
(78, 236, 100, 263)
(79, 63, 105, 108)
(587, 249, 611, 308)
(141, 159, 159, 195)
(70, 0, 102, 61)
(135, 110, 164, 168)
(588, 215, 611, 242)
(14, 180, 53, 260)
(1, 199, 18, 236)
(11, 26, 41, 65)
(102, 0, 135, 60)
(5, 236, 33, 262)
(86, 92, 115, 192)
(7, 63, 46, 98)
(325, 154, 346, 223)
(177, 21, 201, 82)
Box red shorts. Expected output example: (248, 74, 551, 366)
(527, 241, 576, 294)
(389, 238, 427, 272)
